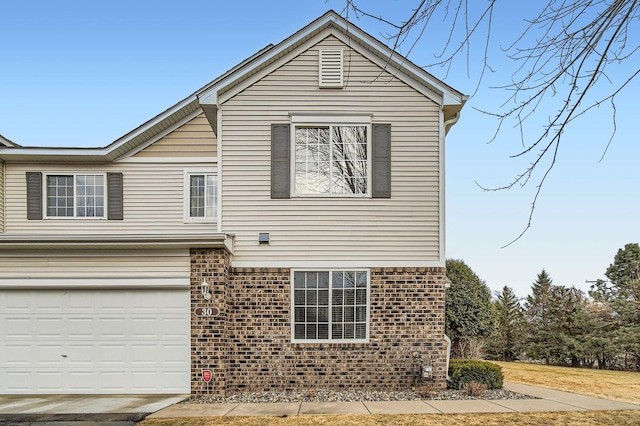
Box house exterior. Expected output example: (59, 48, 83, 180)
(0, 11, 466, 396)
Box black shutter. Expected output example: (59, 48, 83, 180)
(271, 124, 290, 199)
(26, 172, 43, 220)
(372, 124, 391, 198)
(107, 172, 123, 220)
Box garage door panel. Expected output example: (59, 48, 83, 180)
(3, 344, 31, 366)
(3, 371, 30, 392)
(2, 317, 30, 338)
(162, 344, 190, 364)
(0, 288, 190, 394)
(162, 318, 190, 338)
(99, 317, 128, 339)
(131, 318, 159, 339)
(67, 344, 97, 366)
(36, 318, 66, 339)
(68, 371, 95, 392)
(35, 344, 67, 366)
(100, 344, 128, 365)
(68, 317, 96, 338)
(38, 371, 65, 392)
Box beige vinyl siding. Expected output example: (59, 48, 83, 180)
(221, 35, 441, 264)
(0, 249, 189, 279)
(4, 162, 216, 235)
(133, 113, 217, 158)
(0, 161, 4, 233)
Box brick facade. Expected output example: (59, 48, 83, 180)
(190, 248, 231, 395)
(190, 248, 448, 395)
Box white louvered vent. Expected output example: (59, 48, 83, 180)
(319, 49, 343, 88)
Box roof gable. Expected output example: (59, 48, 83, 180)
(198, 11, 466, 111)
(0, 10, 465, 163)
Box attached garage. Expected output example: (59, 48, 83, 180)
(0, 287, 190, 394)
(0, 248, 197, 395)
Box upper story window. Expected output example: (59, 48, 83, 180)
(185, 171, 217, 222)
(46, 174, 105, 218)
(294, 124, 369, 196)
(292, 269, 369, 343)
(270, 120, 389, 200)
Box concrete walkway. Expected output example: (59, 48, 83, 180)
(147, 382, 640, 418)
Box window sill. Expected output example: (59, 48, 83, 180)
(184, 219, 217, 224)
(290, 340, 370, 346)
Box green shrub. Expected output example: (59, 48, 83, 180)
(448, 359, 504, 390)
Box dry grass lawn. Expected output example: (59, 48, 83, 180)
(140, 362, 640, 426)
(140, 411, 640, 426)
(496, 361, 640, 405)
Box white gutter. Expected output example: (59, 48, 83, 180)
(0, 233, 234, 252)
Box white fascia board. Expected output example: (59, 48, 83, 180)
(231, 260, 446, 268)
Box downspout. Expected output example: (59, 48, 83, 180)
(444, 276, 452, 381)
(441, 111, 458, 382)
(444, 334, 452, 381)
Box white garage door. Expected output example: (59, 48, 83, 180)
(0, 288, 190, 394)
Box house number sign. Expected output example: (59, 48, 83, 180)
(194, 307, 220, 317)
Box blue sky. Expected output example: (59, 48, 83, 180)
(1, 1, 638, 298)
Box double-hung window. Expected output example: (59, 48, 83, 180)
(185, 172, 217, 222)
(292, 270, 369, 342)
(294, 123, 369, 196)
(45, 174, 105, 218)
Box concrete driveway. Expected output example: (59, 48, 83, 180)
(0, 394, 188, 425)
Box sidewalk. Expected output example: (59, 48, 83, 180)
(147, 382, 640, 418)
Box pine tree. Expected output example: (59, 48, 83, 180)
(591, 243, 640, 370)
(486, 286, 524, 361)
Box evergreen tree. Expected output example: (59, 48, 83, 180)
(486, 286, 525, 361)
(445, 259, 495, 359)
(524, 276, 591, 366)
(523, 270, 554, 363)
(591, 243, 640, 370)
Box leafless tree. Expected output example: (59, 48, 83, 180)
(342, 0, 639, 245)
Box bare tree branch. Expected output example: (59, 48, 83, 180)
(342, 0, 640, 244)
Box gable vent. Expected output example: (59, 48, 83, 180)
(319, 49, 343, 88)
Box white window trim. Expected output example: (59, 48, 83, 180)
(183, 169, 217, 223)
(43, 172, 107, 220)
(290, 116, 372, 198)
(290, 268, 371, 344)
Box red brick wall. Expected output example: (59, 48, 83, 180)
(190, 250, 448, 395)
(190, 248, 230, 395)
